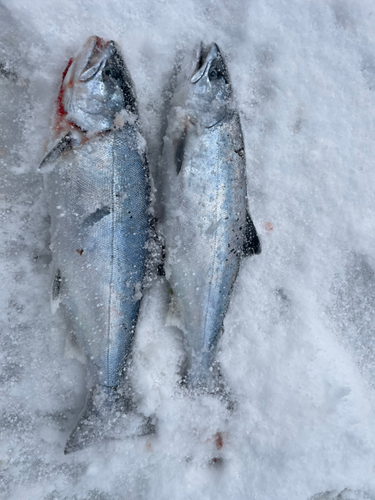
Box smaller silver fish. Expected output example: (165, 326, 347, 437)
(41, 36, 154, 453)
(161, 42, 261, 393)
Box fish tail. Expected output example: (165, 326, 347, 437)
(181, 360, 236, 410)
(64, 386, 156, 454)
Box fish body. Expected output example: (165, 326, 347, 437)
(41, 37, 153, 452)
(45, 126, 149, 388)
(162, 43, 260, 390)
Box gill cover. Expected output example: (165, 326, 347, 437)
(62, 36, 137, 132)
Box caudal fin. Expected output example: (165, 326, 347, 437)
(181, 363, 236, 411)
(64, 387, 156, 454)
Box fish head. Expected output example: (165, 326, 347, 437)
(58, 36, 137, 133)
(187, 43, 232, 128)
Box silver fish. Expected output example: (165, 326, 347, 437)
(161, 43, 261, 392)
(40, 36, 154, 453)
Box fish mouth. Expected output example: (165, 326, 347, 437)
(56, 35, 136, 133)
(79, 36, 113, 82)
(191, 43, 220, 84)
(62, 36, 121, 98)
(65, 36, 113, 85)
(61, 36, 122, 117)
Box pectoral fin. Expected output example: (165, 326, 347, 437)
(50, 268, 63, 314)
(175, 125, 188, 175)
(243, 211, 261, 257)
(39, 134, 72, 170)
(52, 269, 62, 300)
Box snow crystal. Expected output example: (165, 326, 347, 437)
(1, 0, 375, 499)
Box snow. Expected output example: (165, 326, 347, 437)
(1, 0, 375, 498)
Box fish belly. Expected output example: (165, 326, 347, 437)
(45, 126, 149, 387)
(164, 120, 247, 380)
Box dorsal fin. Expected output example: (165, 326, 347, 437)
(243, 211, 261, 257)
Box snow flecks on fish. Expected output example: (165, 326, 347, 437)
(41, 36, 154, 453)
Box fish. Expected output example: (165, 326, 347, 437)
(40, 36, 154, 453)
(161, 42, 261, 393)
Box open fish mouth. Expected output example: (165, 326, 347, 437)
(190, 42, 229, 88)
(191, 43, 219, 83)
(63, 36, 112, 88)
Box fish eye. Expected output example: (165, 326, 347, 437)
(104, 66, 122, 82)
(209, 69, 218, 80)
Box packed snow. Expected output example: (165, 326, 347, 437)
(1, 0, 375, 498)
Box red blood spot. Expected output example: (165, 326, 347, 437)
(53, 57, 73, 135)
(52, 38, 111, 139)
(95, 37, 108, 52)
(215, 433, 223, 450)
(76, 249, 84, 256)
(264, 222, 273, 231)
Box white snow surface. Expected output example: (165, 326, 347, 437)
(1, 0, 375, 498)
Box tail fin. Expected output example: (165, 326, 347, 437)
(64, 386, 156, 454)
(181, 362, 236, 412)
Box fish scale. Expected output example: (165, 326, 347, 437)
(165, 118, 248, 382)
(46, 125, 149, 388)
(162, 42, 261, 390)
(40, 35, 154, 453)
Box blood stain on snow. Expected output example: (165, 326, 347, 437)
(215, 432, 223, 450)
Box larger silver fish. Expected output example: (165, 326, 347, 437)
(161, 43, 261, 392)
(40, 36, 153, 453)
